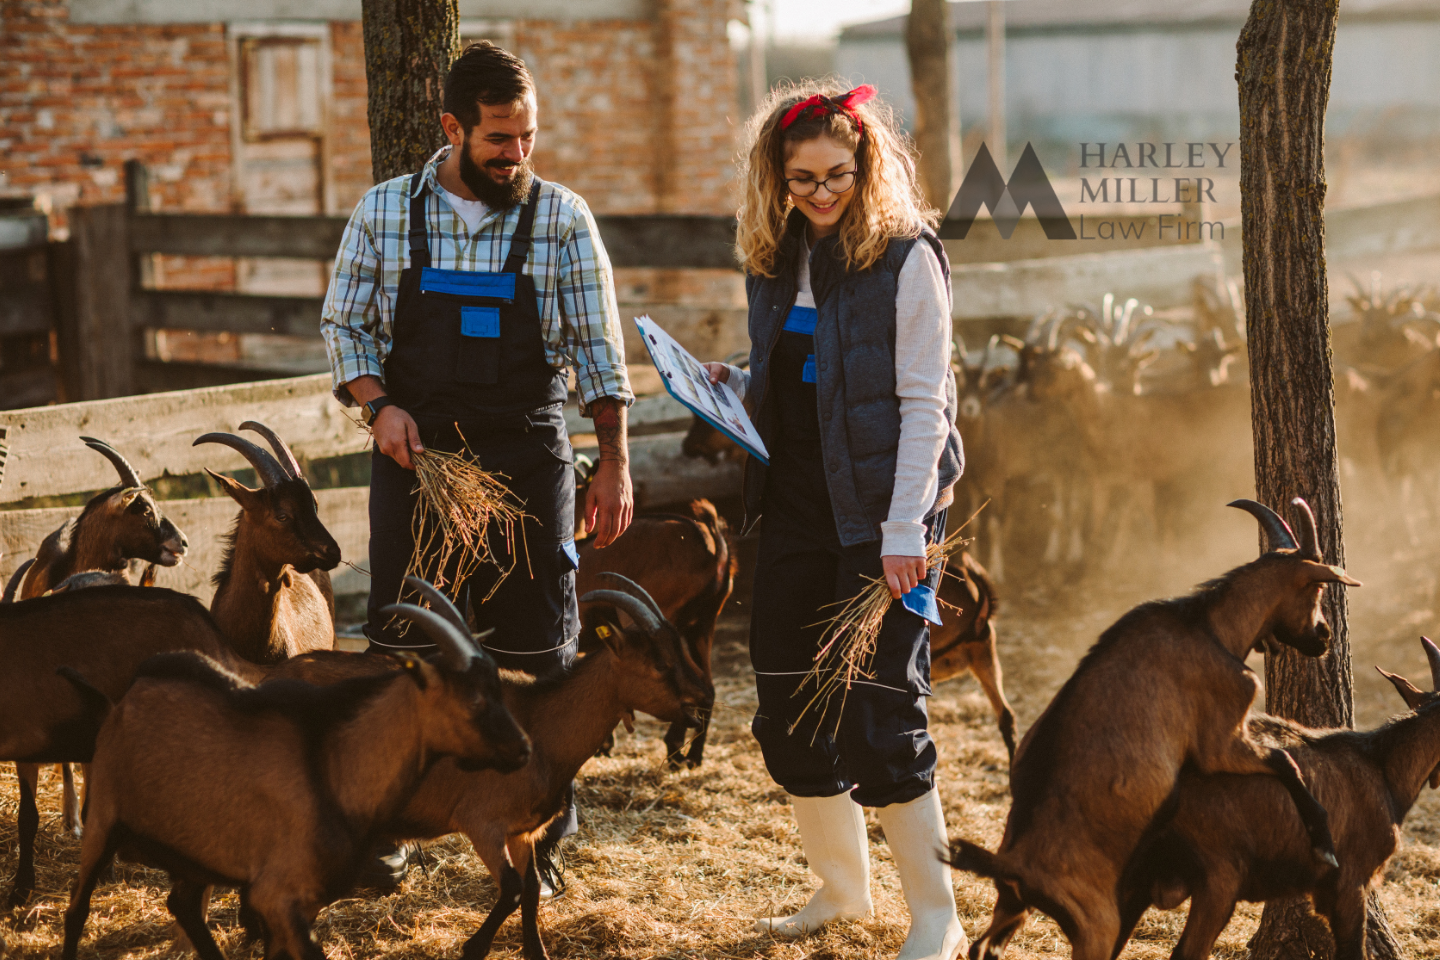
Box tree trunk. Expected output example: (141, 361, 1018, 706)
(905, 0, 961, 210)
(361, 0, 460, 184)
(1237, 2, 1401, 958)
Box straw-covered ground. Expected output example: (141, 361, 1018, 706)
(2, 535, 1438, 960)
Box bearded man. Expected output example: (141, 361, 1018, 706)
(321, 41, 633, 885)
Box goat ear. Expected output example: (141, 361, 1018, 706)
(583, 610, 627, 656)
(388, 652, 429, 688)
(1305, 561, 1362, 587)
(1377, 666, 1428, 711)
(206, 468, 263, 510)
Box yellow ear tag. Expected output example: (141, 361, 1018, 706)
(596, 625, 613, 640)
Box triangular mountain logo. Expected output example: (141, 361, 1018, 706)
(940, 142, 1077, 240)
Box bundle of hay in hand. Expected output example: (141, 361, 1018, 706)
(400, 428, 530, 613)
(792, 522, 976, 737)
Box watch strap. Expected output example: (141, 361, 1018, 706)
(363, 396, 395, 425)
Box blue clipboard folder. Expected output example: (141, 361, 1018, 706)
(633, 315, 770, 465)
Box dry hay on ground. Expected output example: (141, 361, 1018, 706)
(2, 594, 1439, 960)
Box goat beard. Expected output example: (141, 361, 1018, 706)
(459, 136, 533, 210)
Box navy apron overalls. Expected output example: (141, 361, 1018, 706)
(748, 300, 945, 809)
(364, 173, 579, 677)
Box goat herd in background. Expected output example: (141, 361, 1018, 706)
(2, 325, 1439, 960)
(945, 274, 1440, 582)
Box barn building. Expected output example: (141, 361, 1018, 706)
(838, 0, 1440, 168)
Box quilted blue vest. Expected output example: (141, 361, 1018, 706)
(741, 213, 964, 546)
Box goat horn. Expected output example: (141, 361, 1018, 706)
(580, 588, 663, 635)
(80, 437, 143, 488)
(1422, 636, 1440, 691)
(1227, 499, 1299, 553)
(1289, 497, 1322, 560)
(380, 603, 481, 672)
(239, 421, 301, 481)
(192, 433, 289, 489)
(402, 576, 470, 636)
(597, 572, 666, 625)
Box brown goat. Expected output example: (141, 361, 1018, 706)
(196, 422, 341, 663)
(10, 563, 160, 843)
(1113, 638, 1440, 960)
(0, 585, 247, 905)
(948, 498, 1358, 960)
(931, 551, 1016, 761)
(17, 438, 187, 600)
(11, 439, 184, 839)
(576, 498, 734, 767)
(265, 574, 714, 960)
(61, 600, 530, 960)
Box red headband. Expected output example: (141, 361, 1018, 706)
(779, 85, 877, 136)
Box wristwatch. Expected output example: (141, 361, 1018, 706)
(361, 396, 395, 426)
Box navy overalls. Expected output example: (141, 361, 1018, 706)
(364, 174, 579, 677)
(749, 300, 945, 808)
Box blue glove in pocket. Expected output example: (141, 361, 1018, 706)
(901, 583, 943, 626)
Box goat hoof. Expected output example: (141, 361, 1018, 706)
(1313, 846, 1340, 871)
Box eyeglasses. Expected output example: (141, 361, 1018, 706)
(786, 170, 857, 198)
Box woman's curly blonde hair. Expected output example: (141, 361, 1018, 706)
(735, 79, 939, 278)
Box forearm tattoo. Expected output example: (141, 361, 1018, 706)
(591, 397, 628, 464)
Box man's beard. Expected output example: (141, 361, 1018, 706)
(459, 139, 534, 209)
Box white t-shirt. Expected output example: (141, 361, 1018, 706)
(439, 184, 489, 235)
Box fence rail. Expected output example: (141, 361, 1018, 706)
(0, 369, 733, 599)
(9, 162, 1440, 409)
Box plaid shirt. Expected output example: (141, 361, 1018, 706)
(321, 147, 632, 414)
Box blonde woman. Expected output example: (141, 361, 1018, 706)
(703, 83, 966, 960)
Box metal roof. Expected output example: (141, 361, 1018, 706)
(840, 0, 1440, 40)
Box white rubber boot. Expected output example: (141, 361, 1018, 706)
(875, 788, 968, 960)
(755, 792, 873, 937)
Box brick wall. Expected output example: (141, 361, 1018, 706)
(2, 0, 740, 226)
(517, 19, 661, 215)
(327, 20, 373, 216)
(0, 0, 233, 221)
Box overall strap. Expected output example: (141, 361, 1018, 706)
(407, 173, 431, 270)
(502, 178, 543, 275)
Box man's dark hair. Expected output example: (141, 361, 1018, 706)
(443, 41, 534, 131)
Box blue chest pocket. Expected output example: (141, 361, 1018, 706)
(420, 268, 516, 301)
(461, 306, 501, 338)
(418, 268, 514, 385)
(802, 354, 817, 384)
(783, 305, 818, 335)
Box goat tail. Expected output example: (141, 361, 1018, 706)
(961, 551, 999, 618)
(688, 497, 735, 594)
(57, 667, 114, 725)
(2, 558, 35, 603)
(946, 837, 1017, 882)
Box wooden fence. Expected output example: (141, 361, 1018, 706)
(12, 163, 1440, 409)
(0, 207, 62, 408)
(0, 374, 735, 601)
(45, 161, 745, 402)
